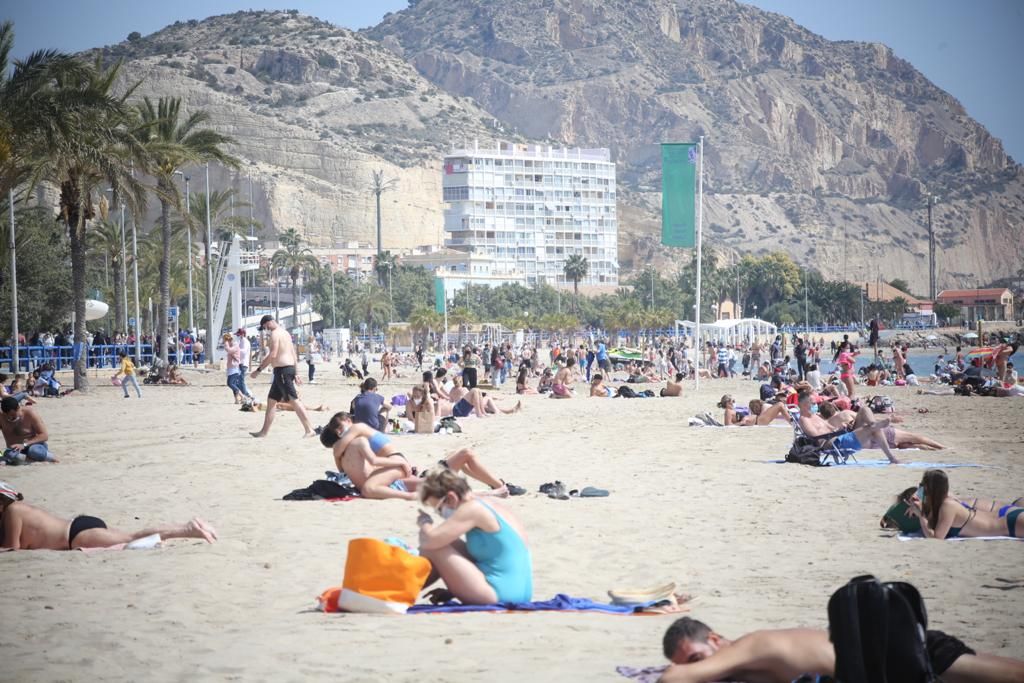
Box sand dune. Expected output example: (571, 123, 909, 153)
(2, 366, 1022, 681)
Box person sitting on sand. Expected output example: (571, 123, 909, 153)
(536, 367, 554, 394)
(514, 365, 537, 395)
(0, 481, 216, 550)
(1, 396, 57, 464)
(907, 469, 1023, 539)
(590, 373, 613, 398)
(0, 373, 34, 405)
(406, 384, 437, 434)
(416, 468, 532, 605)
(319, 413, 512, 500)
(817, 401, 944, 450)
(350, 377, 391, 431)
(657, 615, 1024, 683)
(448, 376, 521, 418)
(166, 365, 189, 385)
(796, 390, 901, 464)
(661, 373, 685, 397)
(550, 357, 575, 398)
(718, 395, 792, 426)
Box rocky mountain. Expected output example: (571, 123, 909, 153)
(367, 0, 1024, 292)
(91, 10, 515, 250)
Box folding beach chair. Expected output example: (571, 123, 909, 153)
(789, 411, 857, 466)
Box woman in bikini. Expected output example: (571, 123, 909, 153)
(718, 395, 791, 426)
(906, 470, 1024, 539)
(836, 342, 858, 398)
(416, 468, 532, 605)
(515, 365, 537, 395)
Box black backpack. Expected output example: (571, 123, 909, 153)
(828, 575, 935, 683)
(615, 385, 638, 398)
(786, 436, 827, 466)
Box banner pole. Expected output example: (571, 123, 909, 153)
(695, 136, 704, 390)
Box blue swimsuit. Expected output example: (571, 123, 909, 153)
(466, 502, 533, 603)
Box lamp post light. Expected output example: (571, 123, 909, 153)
(173, 171, 196, 332)
(926, 194, 939, 301)
(331, 267, 337, 329)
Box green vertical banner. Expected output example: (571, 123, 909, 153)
(434, 277, 446, 314)
(661, 143, 698, 247)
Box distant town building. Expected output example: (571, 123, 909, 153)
(310, 242, 377, 281)
(936, 288, 1013, 322)
(863, 282, 932, 312)
(401, 245, 527, 298)
(442, 141, 619, 287)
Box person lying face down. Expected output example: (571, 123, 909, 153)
(657, 616, 1024, 683)
(0, 481, 216, 551)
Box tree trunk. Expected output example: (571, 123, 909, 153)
(292, 279, 299, 335)
(69, 207, 90, 392)
(573, 279, 579, 312)
(375, 192, 382, 261)
(157, 183, 171, 374)
(112, 258, 124, 336)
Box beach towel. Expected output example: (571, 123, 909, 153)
(763, 459, 982, 469)
(406, 593, 656, 614)
(616, 665, 667, 683)
(897, 534, 1024, 542)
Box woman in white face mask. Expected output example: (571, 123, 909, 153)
(417, 469, 533, 605)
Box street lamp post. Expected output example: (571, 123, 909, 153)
(204, 162, 214, 352)
(174, 171, 196, 332)
(8, 188, 19, 372)
(926, 194, 939, 301)
(331, 268, 337, 328)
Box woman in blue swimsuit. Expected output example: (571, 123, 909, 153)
(907, 470, 1024, 539)
(417, 469, 532, 604)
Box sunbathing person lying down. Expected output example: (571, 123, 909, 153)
(0, 481, 216, 550)
(657, 616, 1024, 683)
(817, 401, 944, 450)
(318, 413, 512, 500)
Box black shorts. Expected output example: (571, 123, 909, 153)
(68, 515, 107, 549)
(268, 365, 298, 402)
(927, 630, 975, 674)
(599, 359, 611, 372)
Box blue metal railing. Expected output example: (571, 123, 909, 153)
(0, 344, 204, 373)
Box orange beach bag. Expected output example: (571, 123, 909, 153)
(318, 538, 431, 614)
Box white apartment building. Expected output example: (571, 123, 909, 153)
(442, 141, 619, 287)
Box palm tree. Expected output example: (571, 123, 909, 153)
(563, 254, 589, 311)
(49, 58, 147, 391)
(448, 308, 475, 347)
(0, 20, 96, 200)
(348, 282, 394, 333)
(90, 218, 129, 332)
(370, 169, 397, 258)
(409, 306, 442, 339)
(374, 250, 398, 289)
(270, 230, 320, 332)
(136, 96, 236, 369)
(174, 187, 259, 253)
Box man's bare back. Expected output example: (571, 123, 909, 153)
(662, 628, 834, 683)
(0, 501, 71, 550)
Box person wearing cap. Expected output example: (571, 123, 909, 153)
(0, 481, 216, 550)
(1, 396, 57, 464)
(250, 316, 314, 438)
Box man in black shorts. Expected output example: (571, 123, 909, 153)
(250, 315, 314, 438)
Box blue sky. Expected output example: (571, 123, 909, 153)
(4, 0, 1022, 161)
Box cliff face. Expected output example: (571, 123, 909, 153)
(366, 0, 1024, 291)
(92, 11, 508, 249)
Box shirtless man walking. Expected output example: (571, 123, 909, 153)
(250, 315, 314, 438)
(1, 396, 57, 464)
(0, 481, 216, 550)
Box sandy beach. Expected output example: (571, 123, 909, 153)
(2, 365, 1022, 682)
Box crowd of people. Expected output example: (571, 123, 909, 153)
(3, 315, 1022, 682)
